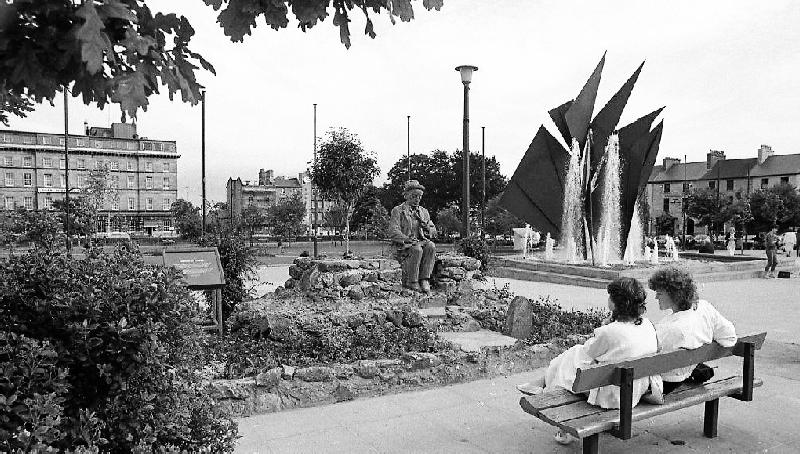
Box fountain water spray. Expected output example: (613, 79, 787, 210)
(623, 199, 644, 265)
(560, 139, 585, 262)
(594, 134, 622, 266)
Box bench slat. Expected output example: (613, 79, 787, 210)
(525, 376, 763, 439)
(519, 388, 586, 410)
(572, 332, 766, 392)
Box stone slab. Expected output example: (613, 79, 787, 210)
(438, 329, 518, 352)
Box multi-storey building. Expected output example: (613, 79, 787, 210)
(647, 145, 800, 235)
(226, 169, 335, 233)
(0, 122, 179, 235)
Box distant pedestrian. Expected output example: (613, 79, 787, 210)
(764, 227, 779, 278)
(783, 228, 796, 258)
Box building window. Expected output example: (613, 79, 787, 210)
(780, 176, 789, 184)
(761, 178, 769, 189)
(708, 181, 716, 189)
(43, 157, 52, 167)
(145, 162, 153, 172)
(60, 174, 65, 188)
(145, 176, 153, 189)
(127, 161, 135, 171)
(94, 160, 101, 170)
(162, 177, 169, 190)
(44, 174, 52, 187)
(735, 191, 742, 200)
(663, 183, 670, 193)
(23, 156, 32, 167)
(77, 175, 86, 188)
(23, 173, 31, 187)
(163, 219, 172, 229)
(248, 196, 254, 203)
(128, 197, 136, 211)
(662, 198, 670, 213)
(127, 175, 135, 188)
(4, 196, 13, 210)
(111, 175, 119, 188)
(146, 198, 153, 210)
(24, 197, 33, 210)
(111, 200, 119, 211)
(3, 156, 12, 166)
(44, 197, 53, 210)
(682, 183, 690, 192)
(726, 179, 734, 191)
(5, 172, 14, 187)
(162, 198, 171, 211)
(59, 158, 65, 169)
(77, 158, 85, 169)
(110, 161, 119, 171)
(162, 162, 169, 172)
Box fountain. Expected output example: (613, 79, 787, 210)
(500, 53, 664, 266)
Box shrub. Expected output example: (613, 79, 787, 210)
(0, 246, 237, 452)
(458, 236, 491, 271)
(202, 227, 257, 319)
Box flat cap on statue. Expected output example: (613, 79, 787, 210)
(403, 180, 426, 192)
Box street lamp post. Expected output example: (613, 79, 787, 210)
(201, 90, 207, 240)
(455, 65, 478, 238)
(407, 115, 411, 182)
(63, 88, 71, 253)
(682, 154, 687, 250)
(312, 103, 318, 258)
(481, 126, 486, 236)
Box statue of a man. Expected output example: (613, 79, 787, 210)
(388, 180, 438, 293)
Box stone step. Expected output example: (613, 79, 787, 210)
(490, 266, 611, 289)
(437, 329, 519, 352)
(419, 307, 446, 319)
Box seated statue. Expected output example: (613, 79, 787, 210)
(388, 180, 438, 294)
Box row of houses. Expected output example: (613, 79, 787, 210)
(646, 145, 800, 235)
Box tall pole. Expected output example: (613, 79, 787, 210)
(63, 89, 71, 253)
(312, 103, 318, 258)
(461, 81, 471, 238)
(481, 126, 486, 236)
(682, 154, 687, 249)
(201, 90, 207, 240)
(407, 115, 411, 182)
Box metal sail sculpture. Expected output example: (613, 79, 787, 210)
(499, 54, 664, 261)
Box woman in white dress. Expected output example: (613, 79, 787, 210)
(647, 267, 737, 397)
(517, 277, 658, 443)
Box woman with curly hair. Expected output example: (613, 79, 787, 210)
(647, 267, 737, 397)
(517, 277, 658, 444)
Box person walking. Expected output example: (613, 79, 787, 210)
(764, 226, 779, 278)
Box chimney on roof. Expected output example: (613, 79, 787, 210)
(707, 150, 725, 169)
(258, 169, 274, 186)
(111, 122, 136, 139)
(662, 157, 681, 171)
(84, 121, 89, 135)
(757, 144, 774, 164)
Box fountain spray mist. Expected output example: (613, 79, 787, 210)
(594, 134, 622, 265)
(561, 139, 585, 262)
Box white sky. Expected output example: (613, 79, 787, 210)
(4, 0, 799, 205)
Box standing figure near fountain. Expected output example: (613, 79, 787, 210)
(664, 235, 678, 261)
(545, 232, 555, 261)
(650, 239, 660, 265)
(523, 224, 532, 259)
(388, 180, 438, 293)
(726, 227, 736, 256)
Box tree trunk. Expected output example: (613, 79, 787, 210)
(344, 204, 353, 255)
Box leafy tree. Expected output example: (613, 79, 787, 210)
(382, 150, 507, 221)
(9, 207, 62, 248)
(484, 195, 525, 238)
(81, 164, 119, 237)
(201, 225, 256, 319)
(265, 193, 306, 241)
(311, 128, 379, 253)
(656, 213, 677, 235)
(0, 0, 443, 124)
(435, 205, 461, 239)
(323, 203, 348, 235)
(748, 188, 789, 232)
(351, 188, 389, 239)
(52, 197, 93, 239)
(207, 201, 232, 234)
(239, 204, 266, 246)
(171, 199, 202, 242)
(686, 188, 731, 235)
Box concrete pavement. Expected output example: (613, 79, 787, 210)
(235, 275, 800, 453)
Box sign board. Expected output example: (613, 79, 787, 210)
(143, 247, 225, 289)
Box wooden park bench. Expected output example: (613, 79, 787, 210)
(519, 332, 767, 454)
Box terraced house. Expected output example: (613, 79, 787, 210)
(0, 122, 179, 235)
(647, 145, 800, 235)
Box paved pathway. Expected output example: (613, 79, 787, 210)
(235, 275, 800, 453)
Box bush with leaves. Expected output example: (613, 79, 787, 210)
(0, 246, 237, 452)
(458, 236, 491, 271)
(201, 225, 257, 320)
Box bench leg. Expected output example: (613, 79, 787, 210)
(704, 398, 719, 438)
(582, 434, 599, 454)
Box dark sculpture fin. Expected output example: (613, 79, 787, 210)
(548, 100, 573, 146)
(565, 53, 605, 149)
(590, 61, 644, 168)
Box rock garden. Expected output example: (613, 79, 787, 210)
(205, 253, 607, 417)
